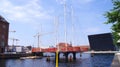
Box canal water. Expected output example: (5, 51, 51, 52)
(0, 53, 114, 67)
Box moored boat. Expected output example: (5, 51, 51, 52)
(20, 56, 42, 59)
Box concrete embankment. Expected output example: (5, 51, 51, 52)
(0, 53, 33, 59)
(0, 52, 43, 59)
(111, 53, 120, 67)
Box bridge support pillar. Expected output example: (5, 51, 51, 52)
(55, 52, 60, 62)
(73, 52, 76, 60)
(58, 52, 60, 61)
(64, 52, 69, 62)
(80, 52, 82, 57)
(32, 52, 43, 56)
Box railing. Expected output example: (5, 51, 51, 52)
(32, 46, 90, 53)
(84, 51, 120, 53)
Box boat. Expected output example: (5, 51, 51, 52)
(20, 56, 42, 59)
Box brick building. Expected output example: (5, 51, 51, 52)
(0, 15, 9, 53)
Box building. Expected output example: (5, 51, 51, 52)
(0, 15, 9, 53)
(7, 46, 26, 53)
(88, 33, 116, 51)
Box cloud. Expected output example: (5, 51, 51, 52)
(0, 0, 55, 46)
(0, 0, 52, 24)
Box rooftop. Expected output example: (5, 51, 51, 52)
(0, 15, 9, 23)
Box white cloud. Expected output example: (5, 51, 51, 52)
(0, 0, 55, 46)
(0, 0, 52, 24)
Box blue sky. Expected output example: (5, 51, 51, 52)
(0, 0, 113, 48)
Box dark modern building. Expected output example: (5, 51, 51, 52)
(0, 15, 9, 53)
(88, 33, 116, 51)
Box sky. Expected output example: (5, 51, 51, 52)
(0, 0, 113, 48)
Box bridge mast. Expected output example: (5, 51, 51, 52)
(54, 16, 59, 51)
(55, 16, 59, 67)
(71, 5, 75, 46)
(63, 0, 67, 51)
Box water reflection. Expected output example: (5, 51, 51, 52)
(0, 53, 114, 67)
(0, 59, 6, 67)
(90, 54, 114, 67)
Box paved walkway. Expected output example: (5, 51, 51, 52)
(111, 53, 120, 67)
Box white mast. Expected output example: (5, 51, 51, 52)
(54, 16, 59, 51)
(71, 5, 75, 46)
(63, 0, 67, 51)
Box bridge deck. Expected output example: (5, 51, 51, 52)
(32, 46, 89, 53)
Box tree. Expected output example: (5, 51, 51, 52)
(104, 0, 120, 47)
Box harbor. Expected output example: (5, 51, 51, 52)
(0, 53, 120, 67)
(0, 0, 120, 67)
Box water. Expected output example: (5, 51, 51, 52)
(0, 53, 114, 67)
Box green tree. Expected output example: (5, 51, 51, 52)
(104, 0, 120, 47)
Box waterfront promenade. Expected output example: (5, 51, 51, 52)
(111, 53, 120, 67)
